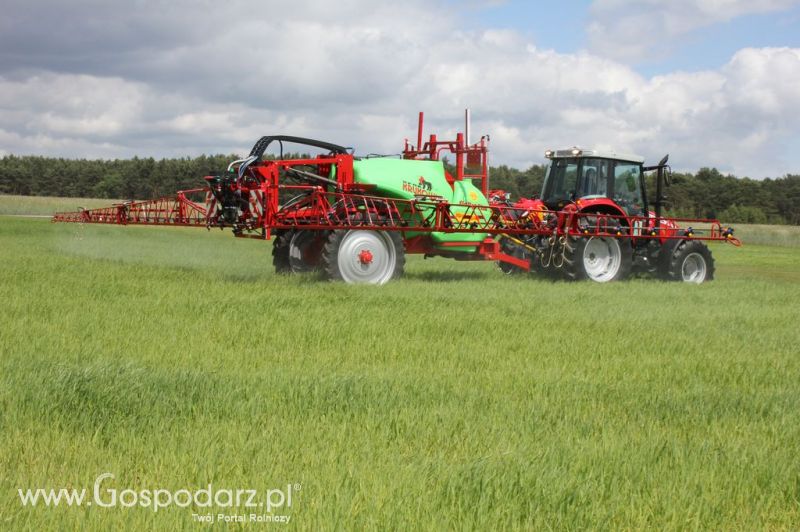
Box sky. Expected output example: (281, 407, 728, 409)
(1, 0, 799, 178)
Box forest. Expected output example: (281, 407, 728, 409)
(0, 154, 797, 224)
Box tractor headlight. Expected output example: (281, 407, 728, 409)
(545, 150, 554, 158)
(571, 148, 582, 156)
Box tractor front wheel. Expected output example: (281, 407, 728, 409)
(563, 235, 632, 282)
(659, 240, 715, 283)
(323, 229, 405, 284)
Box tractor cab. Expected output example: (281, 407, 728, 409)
(541, 148, 646, 217)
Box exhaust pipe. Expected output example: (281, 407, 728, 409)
(465, 108, 471, 147)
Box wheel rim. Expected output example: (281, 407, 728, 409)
(289, 231, 323, 273)
(582, 237, 622, 282)
(681, 252, 707, 283)
(337, 231, 396, 284)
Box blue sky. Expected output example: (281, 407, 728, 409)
(1, 0, 799, 178)
(463, 0, 800, 75)
(460, 0, 590, 53)
(646, 7, 800, 73)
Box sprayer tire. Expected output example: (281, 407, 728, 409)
(288, 230, 327, 273)
(323, 229, 405, 284)
(272, 230, 292, 273)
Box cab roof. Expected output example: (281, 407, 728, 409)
(545, 147, 645, 164)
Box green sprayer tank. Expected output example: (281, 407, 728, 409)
(352, 157, 488, 253)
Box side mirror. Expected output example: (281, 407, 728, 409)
(658, 154, 669, 166)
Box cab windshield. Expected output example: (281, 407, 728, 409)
(541, 157, 644, 215)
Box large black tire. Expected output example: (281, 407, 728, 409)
(322, 229, 405, 284)
(271, 230, 292, 273)
(288, 230, 326, 273)
(659, 240, 715, 283)
(272, 230, 327, 274)
(562, 235, 633, 282)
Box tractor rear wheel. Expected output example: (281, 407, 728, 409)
(659, 240, 715, 283)
(322, 229, 405, 284)
(563, 235, 632, 282)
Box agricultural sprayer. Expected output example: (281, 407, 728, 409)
(52, 112, 741, 284)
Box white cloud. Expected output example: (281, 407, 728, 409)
(587, 0, 800, 62)
(0, 1, 798, 178)
(626, 47, 800, 175)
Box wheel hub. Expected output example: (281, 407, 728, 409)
(358, 249, 374, 265)
(681, 252, 707, 283)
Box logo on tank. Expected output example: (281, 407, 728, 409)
(402, 176, 436, 195)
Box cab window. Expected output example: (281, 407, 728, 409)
(578, 158, 609, 197)
(542, 159, 578, 204)
(613, 162, 644, 215)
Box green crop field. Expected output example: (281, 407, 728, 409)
(0, 194, 126, 216)
(1, 211, 799, 530)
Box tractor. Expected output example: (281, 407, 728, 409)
(493, 148, 721, 283)
(52, 112, 739, 284)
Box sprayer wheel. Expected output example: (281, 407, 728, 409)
(322, 229, 405, 284)
(288, 230, 326, 273)
(272, 230, 292, 273)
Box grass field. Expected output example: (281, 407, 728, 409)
(0, 194, 125, 216)
(1, 213, 799, 530)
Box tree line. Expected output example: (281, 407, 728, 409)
(0, 154, 798, 224)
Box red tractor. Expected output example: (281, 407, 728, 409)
(492, 148, 726, 283)
(53, 112, 739, 284)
